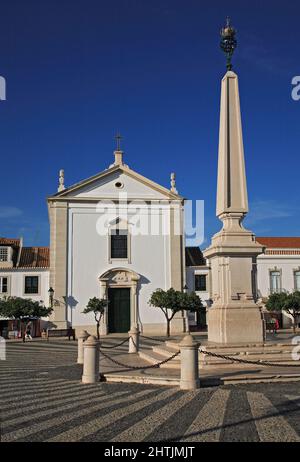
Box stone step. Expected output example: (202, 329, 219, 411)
(139, 342, 300, 370)
(139, 349, 208, 370)
(140, 348, 255, 369)
(166, 340, 295, 354)
(202, 347, 295, 355)
(152, 344, 181, 358)
(201, 356, 300, 367)
(165, 341, 182, 351)
(138, 349, 180, 369)
(104, 373, 180, 387)
(154, 343, 297, 362)
(103, 370, 300, 387)
(200, 349, 295, 358)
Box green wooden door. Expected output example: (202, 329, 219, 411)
(108, 288, 131, 333)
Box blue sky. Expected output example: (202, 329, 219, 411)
(0, 0, 299, 247)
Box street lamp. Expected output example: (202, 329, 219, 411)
(183, 284, 189, 294)
(48, 287, 54, 308)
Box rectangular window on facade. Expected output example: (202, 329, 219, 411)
(24, 276, 39, 294)
(295, 271, 300, 291)
(111, 229, 128, 259)
(0, 277, 8, 293)
(270, 271, 281, 294)
(195, 274, 207, 291)
(0, 247, 8, 262)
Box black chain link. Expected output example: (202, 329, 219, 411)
(99, 337, 130, 349)
(100, 348, 180, 370)
(99, 335, 164, 349)
(199, 348, 300, 368)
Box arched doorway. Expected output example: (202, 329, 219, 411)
(98, 268, 140, 335)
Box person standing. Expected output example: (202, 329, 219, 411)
(25, 321, 33, 341)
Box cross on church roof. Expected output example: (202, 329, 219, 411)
(115, 133, 122, 151)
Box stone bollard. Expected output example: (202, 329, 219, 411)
(82, 335, 100, 384)
(77, 330, 89, 364)
(128, 326, 140, 354)
(179, 334, 200, 390)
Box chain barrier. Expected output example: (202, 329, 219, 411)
(99, 335, 164, 349)
(199, 348, 300, 368)
(98, 336, 300, 369)
(100, 348, 180, 370)
(99, 337, 130, 349)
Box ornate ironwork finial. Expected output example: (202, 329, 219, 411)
(115, 132, 122, 151)
(220, 17, 237, 71)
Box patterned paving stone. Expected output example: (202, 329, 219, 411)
(1, 340, 300, 442)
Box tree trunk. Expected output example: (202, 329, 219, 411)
(96, 322, 100, 340)
(166, 319, 170, 337)
(293, 311, 297, 334)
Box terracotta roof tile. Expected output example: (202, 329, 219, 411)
(256, 237, 300, 249)
(0, 237, 20, 246)
(18, 247, 50, 268)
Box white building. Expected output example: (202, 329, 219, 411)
(186, 238, 300, 330)
(0, 237, 50, 337)
(256, 237, 300, 328)
(185, 247, 211, 329)
(47, 149, 186, 336)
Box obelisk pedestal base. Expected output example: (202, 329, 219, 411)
(208, 304, 265, 345)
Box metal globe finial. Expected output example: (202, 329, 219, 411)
(220, 17, 237, 71)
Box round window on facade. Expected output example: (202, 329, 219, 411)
(115, 181, 124, 189)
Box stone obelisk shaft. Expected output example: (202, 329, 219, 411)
(204, 71, 265, 344)
(216, 71, 248, 217)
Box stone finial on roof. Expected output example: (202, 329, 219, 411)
(58, 169, 65, 192)
(170, 172, 178, 194)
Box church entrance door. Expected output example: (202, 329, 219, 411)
(108, 288, 131, 333)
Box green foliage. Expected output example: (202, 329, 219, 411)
(180, 291, 204, 313)
(149, 288, 203, 336)
(82, 297, 107, 339)
(0, 296, 52, 320)
(149, 288, 179, 318)
(284, 291, 300, 316)
(265, 292, 289, 312)
(82, 297, 106, 317)
(266, 291, 300, 332)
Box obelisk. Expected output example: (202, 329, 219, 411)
(203, 19, 265, 344)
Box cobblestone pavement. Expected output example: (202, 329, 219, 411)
(1, 339, 300, 442)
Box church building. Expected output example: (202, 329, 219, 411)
(47, 146, 187, 335)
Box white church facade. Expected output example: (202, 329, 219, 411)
(47, 148, 187, 336)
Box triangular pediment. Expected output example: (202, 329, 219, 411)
(48, 165, 183, 201)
